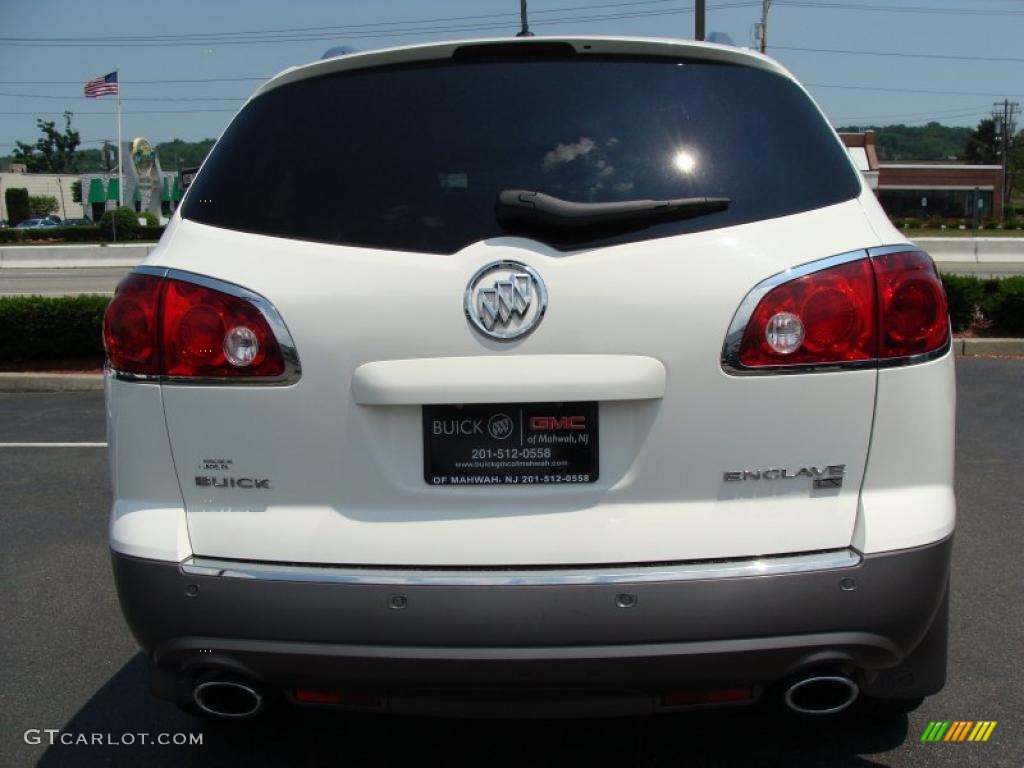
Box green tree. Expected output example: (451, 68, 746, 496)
(963, 119, 999, 164)
(156, 138, 216, 170)
(4, 188, 30, 224)
(12, 112, 82, 173)
(28, 195, 59, 216)
(837, 123, 972, 161)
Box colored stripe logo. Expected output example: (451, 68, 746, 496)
(921, 721, 997, 742)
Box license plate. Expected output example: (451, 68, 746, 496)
(423, 402, 599, 486)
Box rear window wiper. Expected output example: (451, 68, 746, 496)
(496, 190, 730, 238)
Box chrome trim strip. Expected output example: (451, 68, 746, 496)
(181, 549, 862, 586)
(111, 266, 302, 386)
(721, 244, 951, 376)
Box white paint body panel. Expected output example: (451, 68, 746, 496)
(105, 374, 191, 561)
(106, 38, 955, 565)
(147, 197, 886, 566)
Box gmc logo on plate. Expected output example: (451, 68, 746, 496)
(529, 415, 587, 431)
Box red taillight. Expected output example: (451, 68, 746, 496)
(103, 272, 288, 380)
(734, 250, 948, 370)
(738, 259, 876, 367)
(103, 273, 163, 376)
(873, 250, 949, 359)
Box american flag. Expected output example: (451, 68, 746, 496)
(84, 71, 118, 98)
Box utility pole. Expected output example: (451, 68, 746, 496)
(695, 0, 705, 41)
(992, 99, 1020, 217)
(516, 0, 533, 37)
(759, 0, 772, 53)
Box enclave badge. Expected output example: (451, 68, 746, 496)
(465, 260, 548, 341)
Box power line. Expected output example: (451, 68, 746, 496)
(0, 0, 700, 43)
(776, 1, 1024, 15)
(0, 3, 763, 47)
(807, 83, 1024, 98)
(0, 109, 237, 116)
(832, 106, 992, 122)
(0, 77, 267, 85)
(775, 45, 1024, 63)
(0, 91, 244, 102)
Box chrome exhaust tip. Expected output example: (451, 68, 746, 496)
(193, 680, 264, 719)
(784, 675, 859, 715)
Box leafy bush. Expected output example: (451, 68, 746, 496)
(140, 210, 159, 226)
(0, 294, 109, 362)
(55, 225, 104, 242)
(0, 223, 159, 243)
(98, 206, 140, 241)
(901, 217, 922, 229)
(137, 225, 165, 241)
(983, 276, 1024, 336)
(940, 274, 985, 332)
(19, 228, 62, 241)
(28, 194, 59, 216)
(5, 187, 30, 225)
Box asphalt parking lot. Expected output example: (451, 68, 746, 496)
(1, 357, 1021, 768)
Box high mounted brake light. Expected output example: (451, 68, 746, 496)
(723, 248, 949, 373)
(103, 269, 299, 383)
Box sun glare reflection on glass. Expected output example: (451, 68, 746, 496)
(673, 150, 697, 174)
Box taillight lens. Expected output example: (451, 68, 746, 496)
(738, 259, 877, 367)
(735, 249, 948, 370)
(103, 273, 163, 376)
(873, 250, 949, 359)
(103, 272, 288, 380)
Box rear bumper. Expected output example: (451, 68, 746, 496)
(112, 537, 952, 715)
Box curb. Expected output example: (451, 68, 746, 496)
(0, 373, 104, 393)
(955, 338, 1024, 357)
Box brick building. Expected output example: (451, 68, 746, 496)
(840, 131, 1003, 219)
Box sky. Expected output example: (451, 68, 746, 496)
(1, 0, 1022, 155)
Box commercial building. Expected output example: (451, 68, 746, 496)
(0, 167, 84, 222)
(1, 137, 182, 224)
(840, 131, 1003, 219)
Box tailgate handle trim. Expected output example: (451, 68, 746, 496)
(351, 355, 666, 405)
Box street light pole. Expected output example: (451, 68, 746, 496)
(695, 0, 705, 41)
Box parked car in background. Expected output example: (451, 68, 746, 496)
(14, 218, 58, 229)
(104, 36, 954, 722)
(62, 218, 93, 227)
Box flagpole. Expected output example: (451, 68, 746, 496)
(116, 68, 123, 208)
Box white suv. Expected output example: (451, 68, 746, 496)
(104, 37, 954, 720)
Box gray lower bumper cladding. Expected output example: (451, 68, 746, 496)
(111, 538, 952, 714)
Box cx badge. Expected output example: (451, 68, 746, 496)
(464, 260, 548, 341)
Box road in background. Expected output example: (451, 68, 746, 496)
(1, 358, 1021, 767)
(0, 267, 123, 296)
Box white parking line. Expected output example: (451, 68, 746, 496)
(0, 442, 107, 448)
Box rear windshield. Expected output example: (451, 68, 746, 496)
(183, 55, 861, 254)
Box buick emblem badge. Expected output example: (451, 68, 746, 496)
(464, 260, 548, 341)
